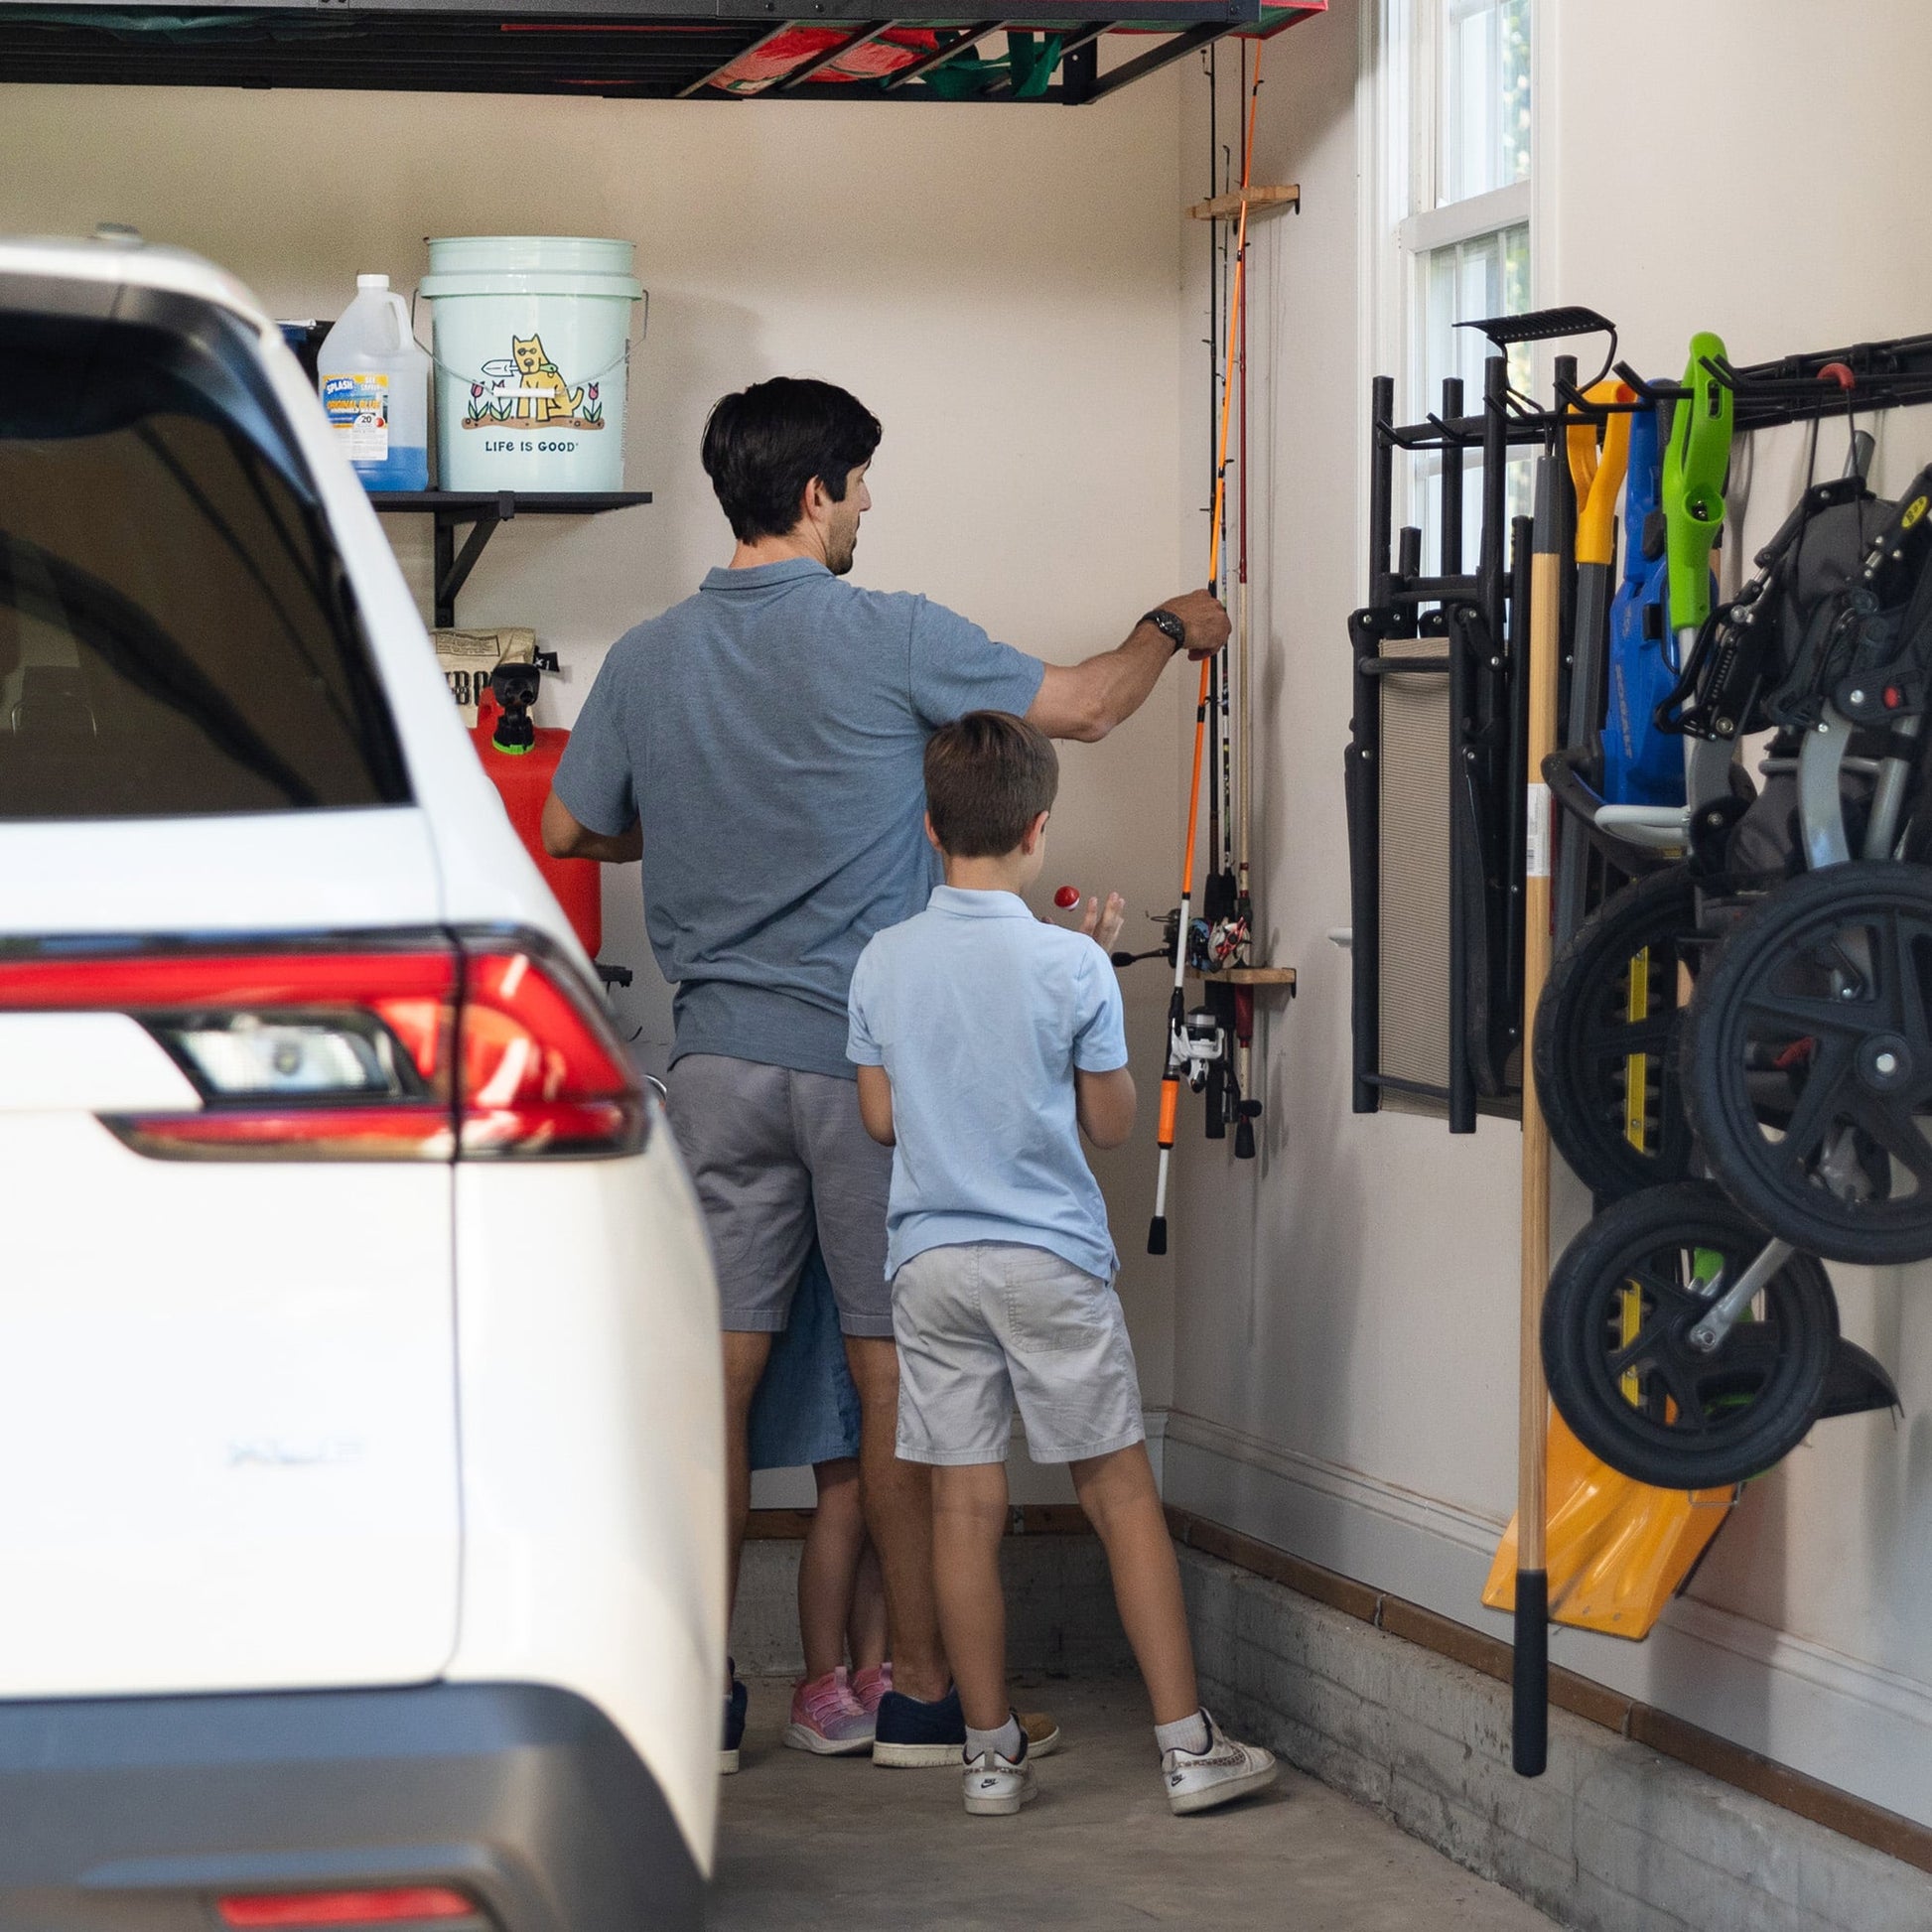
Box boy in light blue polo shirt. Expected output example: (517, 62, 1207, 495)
(847, 711, 1277, 1822)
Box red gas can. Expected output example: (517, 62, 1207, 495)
(472, 681, 603, 959)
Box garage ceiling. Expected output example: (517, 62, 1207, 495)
(0, 2, 1322, 99)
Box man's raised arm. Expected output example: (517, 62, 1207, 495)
(1025, 589, 1230, 745)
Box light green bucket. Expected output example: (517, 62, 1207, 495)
(419, 235, 644, 494)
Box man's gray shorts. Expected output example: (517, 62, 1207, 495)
(666, 1053, 894, 1338)
(891, 1241, 1146, 1465)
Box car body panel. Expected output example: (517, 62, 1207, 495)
(0, 1114, 461, 1695)
(0, 1680, 704, 1932)
(446, 1127, 727, 1868)
(0, 810, 444, 938)
(0, 234, 724, 1884)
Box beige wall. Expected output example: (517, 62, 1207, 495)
(0, 78, 1189, 1481)
(1166, 0, 1932, 1828)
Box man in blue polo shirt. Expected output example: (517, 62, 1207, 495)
(543, 375, 1226, 1772)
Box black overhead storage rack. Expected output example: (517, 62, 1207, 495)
(0, 0, 1321, 99)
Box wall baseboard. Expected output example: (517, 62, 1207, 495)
(1178, 1537, 1932, 1931)
(729, 1518, 1130, 1679)
(1164, 1411, 1932, 1836)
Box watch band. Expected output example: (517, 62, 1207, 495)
(1142, 608, 1187, 652)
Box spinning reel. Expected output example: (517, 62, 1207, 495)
(1112, 904, 1261, 1159)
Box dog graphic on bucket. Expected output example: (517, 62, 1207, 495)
(465, 333, 605, 429)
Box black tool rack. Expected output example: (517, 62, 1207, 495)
(374, 489, 650, 628)
(1346, 319, 1932, 1136)
(0, 1, 1321, 99)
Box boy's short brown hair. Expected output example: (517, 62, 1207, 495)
(923, 711, 1059, 859)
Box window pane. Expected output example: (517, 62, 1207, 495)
(1, 316, 410, 821)
(1422, 222, 1531, 401)
(1415, 221, 1531, 569)
(1439, 0, 1530, 206)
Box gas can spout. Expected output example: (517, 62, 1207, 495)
(488, 662, 542, 755)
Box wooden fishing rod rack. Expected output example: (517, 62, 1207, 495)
(1345, 312, 1932, 1136)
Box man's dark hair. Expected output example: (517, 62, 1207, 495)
(701, 377, 883, 543)
(923, 712, 1060, 859)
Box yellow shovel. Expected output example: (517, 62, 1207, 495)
(1483, 1419, 1733, 1640)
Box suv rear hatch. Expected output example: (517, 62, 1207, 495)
(0, 258, 461, 1695)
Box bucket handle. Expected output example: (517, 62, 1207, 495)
(408, 286, 650, 391)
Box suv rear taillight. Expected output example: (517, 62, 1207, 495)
(217, 1888, 482, 1928)
(0, 928, 646, 1161)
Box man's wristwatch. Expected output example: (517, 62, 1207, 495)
(1141, 608, 1188, 653)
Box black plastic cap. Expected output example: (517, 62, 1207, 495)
(1511, 1573, 1549, 1778)
(1148, 1216, 1168, 1256)
(1234, 1120, 1256, 1160)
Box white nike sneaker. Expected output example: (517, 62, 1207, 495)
(1162, 1712, 1278, 1816)
(962, 1736, 1037, 1817)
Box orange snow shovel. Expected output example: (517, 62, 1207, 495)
(1482, 1418, 1734, 1640)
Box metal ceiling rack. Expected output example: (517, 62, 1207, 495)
(0, 1, 1323, 99)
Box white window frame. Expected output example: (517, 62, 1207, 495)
(1359, 0, 1537, 567)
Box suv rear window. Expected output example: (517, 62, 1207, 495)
(0, 300, 409, 819)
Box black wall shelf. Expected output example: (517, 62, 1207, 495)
(373, 488, 651, 627)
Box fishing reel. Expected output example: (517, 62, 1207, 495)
(1108, 902, 1253, 975)
(1169, 1005, 1226, 1092)
(1196, 910, 1250, 972)
(1111, 906, 1181, 971)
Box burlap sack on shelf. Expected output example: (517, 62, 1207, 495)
(432, 626, 536, 727)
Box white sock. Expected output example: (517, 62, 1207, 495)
(966, 1715, 1024, 1763)
(1156, 1710, 1211, 1757)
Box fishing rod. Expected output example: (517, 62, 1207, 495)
(1229, 33, 1258, 1158)
(1148, 44, 1264, 1257)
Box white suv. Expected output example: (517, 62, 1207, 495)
(0, 234, 724, 1931)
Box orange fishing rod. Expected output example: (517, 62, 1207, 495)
(1149, 44, 1263, 1256)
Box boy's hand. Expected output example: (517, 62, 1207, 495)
(1080, 892, 1127, 956)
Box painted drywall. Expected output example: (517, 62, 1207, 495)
(0, 78, 1191, 1492)
(1166, 0, 1932, 1829)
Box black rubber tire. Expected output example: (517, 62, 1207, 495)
(1682, 862, 1932, 1265)
(1542, 1181, 1838, 1489)
(1534, 867, 1701, 1201)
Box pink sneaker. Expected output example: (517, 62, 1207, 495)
(783, 1666, 876, 1755)
(851, 1662, 893, 1718)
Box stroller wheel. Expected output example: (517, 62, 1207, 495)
(1535, 867, 1701, 1200)
(1683, 862, 1932, 1265)
(1542, 1182, 1838, 1490)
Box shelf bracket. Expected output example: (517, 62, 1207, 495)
(431, 493, 517, 629)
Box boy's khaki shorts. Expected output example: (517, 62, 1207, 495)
(891, 1241, 1146, 1465)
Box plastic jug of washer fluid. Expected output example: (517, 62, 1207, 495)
(317, 274, 431, 491)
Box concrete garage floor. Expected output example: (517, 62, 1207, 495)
(712, 1674, 1561, 1929)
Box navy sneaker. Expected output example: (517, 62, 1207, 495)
(872, 1683, 964, 1767)
(873, 1685, 1061, 1767)
(721, 1672, 749, 1775)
